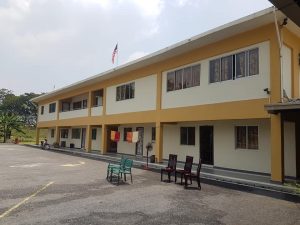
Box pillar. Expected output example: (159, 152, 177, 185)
(101, 124, 107, 154)
(35, 127, 40, 145)
(155, 122, 163, 163)
(271, 114, 284, 183)
(55, 126, 60, 144)
(85, 125, 92, 152)
(88, 91, 92, 117)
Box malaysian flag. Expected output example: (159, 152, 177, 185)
(112, 43, 118, 64)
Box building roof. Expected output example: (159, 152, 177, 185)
(269, 0, 300, 26)
(265, 100, 300, 114)
(31, 7, 299, 103)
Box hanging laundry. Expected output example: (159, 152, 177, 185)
(110, 131, 116, 141)
(110, 131, 120, 142)
(132, 131, 139, 143)
(126, 132, 133, 143)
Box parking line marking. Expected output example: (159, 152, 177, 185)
(0, 181, 54, 219)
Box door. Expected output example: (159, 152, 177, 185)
(81, 128, 86, 149)
(107, 126, 118, 153)
(135, 127, 144, 157)
(200, 126, 214, 165)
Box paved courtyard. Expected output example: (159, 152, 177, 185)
(0, 144, 299, 225)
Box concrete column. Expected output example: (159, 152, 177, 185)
(101, 124, 107, 154)
(155, 122, 163, 163)
(85, 125, 92, 152)
(88, 91, 92, 117)
(55, 126, 60, 144)
(35, 127, 40, 145)
(271, 114, 284, 183)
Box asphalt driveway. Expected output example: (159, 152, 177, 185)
(0, 144, 299, 225)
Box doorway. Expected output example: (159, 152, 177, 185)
(135, 127, 144, 157)
(81, 128, 86, 149)
(200, 126, 214, 165)
(107, 126, 118, 153)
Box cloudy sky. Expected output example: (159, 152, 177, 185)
(0, 0, 272, 95)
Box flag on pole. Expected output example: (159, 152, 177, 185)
(112, 43, 118, 64)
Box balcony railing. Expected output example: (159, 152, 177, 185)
(91, 105, 103, 116)
(59, 108, 88, 120)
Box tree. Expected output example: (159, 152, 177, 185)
(0, 113, 24, 143)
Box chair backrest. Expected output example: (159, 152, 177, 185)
(120, 156, 127, 167)
(168, 154, 177, 169)
(124, 159, 133, 172)
(196, 158, 202, 176)
(184, 156, 194, 173)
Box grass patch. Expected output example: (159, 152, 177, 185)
(284, 181, 300, 194)
(0, 127, 47, 144)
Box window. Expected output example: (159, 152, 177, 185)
(235, 126, 258, 150)
(82, 99, 87, 109)
(73, 101, 82, 110)
(61, 129, 68, 138)
(92, 129, 97, 140)
(123, 128, 132, 141)
(51, 129, 55, 138)
(41, 106, 44, 115)
(152, 127, 156, 142)
(71, 128, 81, 139)
(62, 102, 70, 112)
(209, 47, 259, 83)
(249, 48, 259, 76)
(209, 59, 221, 83)
(167, 64, 200, 92)
(49, 103, 56, 113)
(116, 82, 135, 101)
(180, 127, 195, 145)
(221, 55, 233, 81)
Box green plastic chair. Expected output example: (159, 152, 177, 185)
(110, 159, 133, 185)
(106, 156, 127, 179)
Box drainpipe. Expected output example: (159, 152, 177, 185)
(273, 6, 284, 102)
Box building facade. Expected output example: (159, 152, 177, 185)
(32, 8, 300, 183)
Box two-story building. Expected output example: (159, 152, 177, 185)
(32, 7, 300, 183)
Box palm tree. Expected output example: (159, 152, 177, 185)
(0, 113, 24, 143)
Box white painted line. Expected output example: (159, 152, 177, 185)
(0, 181, 54, 219)
(60, 161, 85, 167)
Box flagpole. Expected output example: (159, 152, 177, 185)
(117, 43, 119, 67)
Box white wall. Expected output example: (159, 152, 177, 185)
(91, 128, 102, 151)
(91, 106, 103, 116)
(162, 42, 270, 109)
(47, 129, 56, 145)
(60, 127, 83, 149)
(59, 108, 88, 120)
(284, 121, 296, 177)
(117, 125, 155, 157)
(106, 75, 157, 115)
(38, 101, 58, 122)
(282, 45, 292, 98)
(162, 119, 271, 173)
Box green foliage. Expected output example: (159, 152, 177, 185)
(0, 113, 24, 143)
(0, 89, 41, 126)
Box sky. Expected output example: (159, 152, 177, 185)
(0, 0, 273, 95)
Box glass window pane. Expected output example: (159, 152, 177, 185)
(235, 126, 246, 149)
(248, 126, 258, 149)
(167, 72, 175, 92)
(187, 127, 195, 145)
(125, 84, 130, 99)
(221, 55, 233, 81)
(192, 64, 200, 87)
(209, 59, 220, 83)
(121, 85, 126, 100)
(236, 52, 246, 78)
(116, 86, 120, 101)
(249, 48, 259, 76)
(175, 69, 183, 90)
(183, 67, 192, 89)
(180, 127, 187, 145)
(92, 129, 97, 140)
(130, 83, 135, 99)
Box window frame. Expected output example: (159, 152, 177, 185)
(60, 129, 69, 139)
(50, 129, 55, 138)
(116, 82, 135, 101)
(49, 103, 56, 113)
(41, 106, 44, 115)
(235, 125, 259, 150)
(71, 128, 81, 139)
(180, 127, 195, 146)
(92, 128, 97, 140)
(151, 127, 156, 142)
